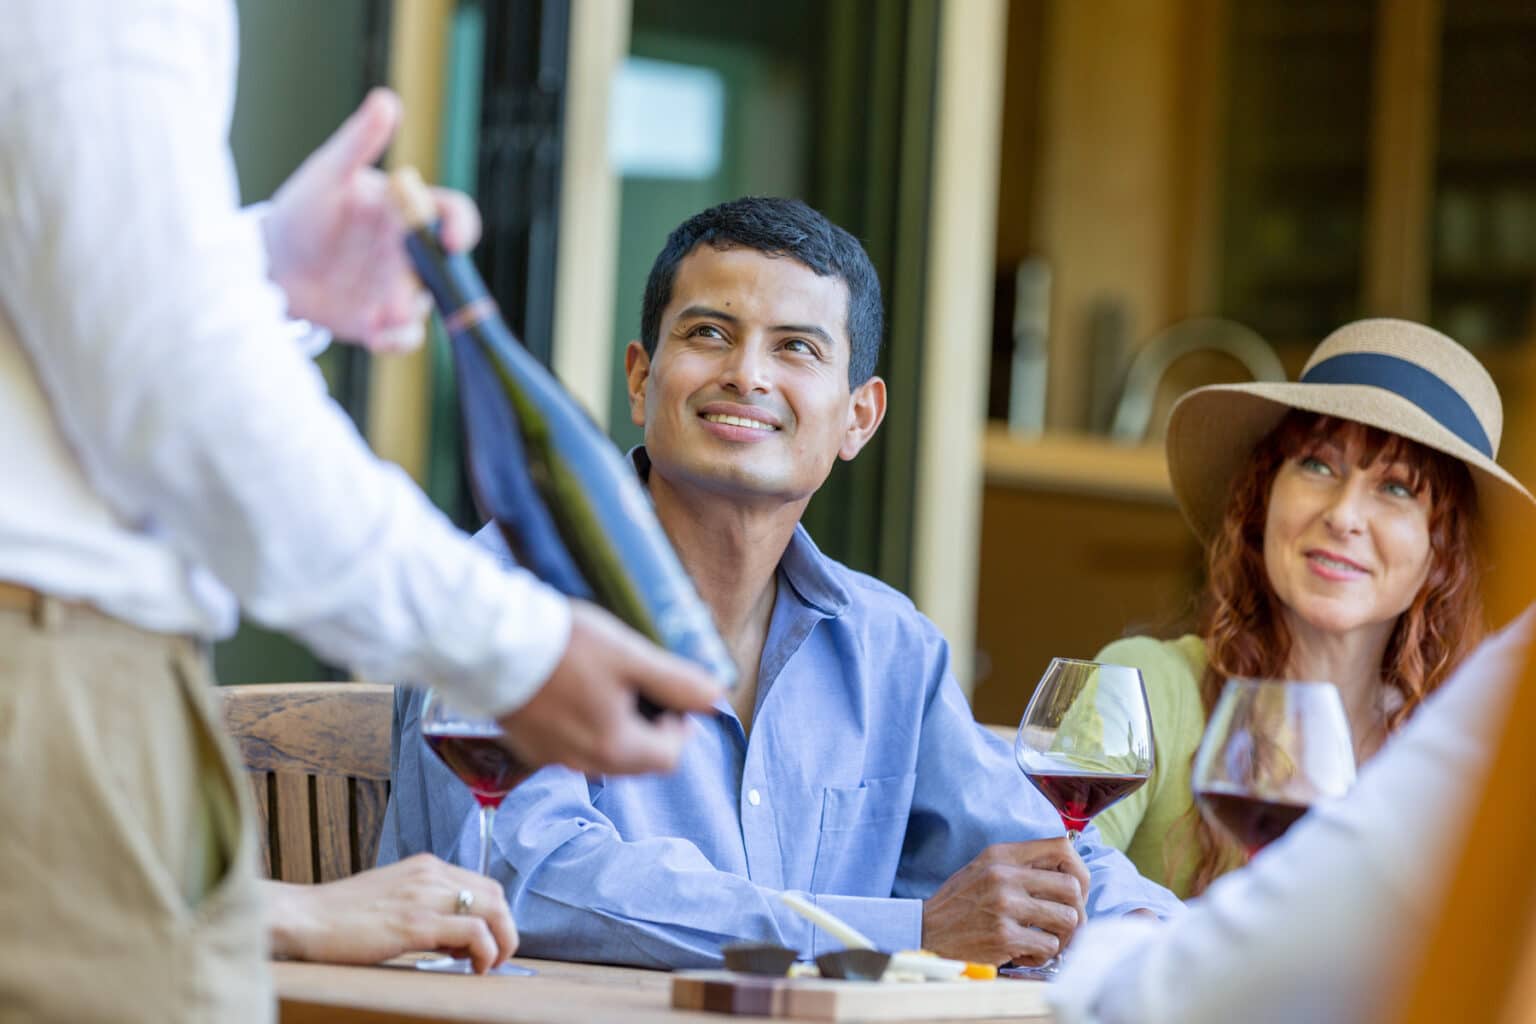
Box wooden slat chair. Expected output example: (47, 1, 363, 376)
(219, 683, 394, 884)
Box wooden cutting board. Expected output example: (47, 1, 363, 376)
(671, 971, 1050, 1021)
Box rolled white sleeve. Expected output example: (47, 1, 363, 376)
(1050, 613, 1532, 1024)
(287, 319, 333, 358)
(239, 203, 332, 357)
(0, 2, 568, 717)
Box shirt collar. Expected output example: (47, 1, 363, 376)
(625, 445, 849, 619)
(777, 524, 850, 618)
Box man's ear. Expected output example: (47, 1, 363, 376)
(624, 341, 651, 428)
(839, 375, 887, 461)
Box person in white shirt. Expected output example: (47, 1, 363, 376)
(0, 2, 718, 1018)
(1049, 610, 1533, 1024)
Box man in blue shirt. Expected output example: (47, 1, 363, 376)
(380, 197, 1180, 969)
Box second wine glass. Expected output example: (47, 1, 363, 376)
(1015, 658, 1156, 841)
(1009, 658, 1155, 977)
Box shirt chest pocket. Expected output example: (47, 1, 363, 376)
(808, 772, 916, 896)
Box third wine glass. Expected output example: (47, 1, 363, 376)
(1192, 679, 1356, 857)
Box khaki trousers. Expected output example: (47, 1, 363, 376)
(0, 598, 271, 1022)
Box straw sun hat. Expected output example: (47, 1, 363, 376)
(1165, 318, 1535, 544)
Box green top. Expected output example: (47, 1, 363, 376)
(1091, 633, 1212, 899)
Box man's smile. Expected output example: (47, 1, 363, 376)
(696, 401, 784, 441)
(702, 413, 778, 431)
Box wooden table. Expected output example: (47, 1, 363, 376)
(273, 958, 1055, 1024)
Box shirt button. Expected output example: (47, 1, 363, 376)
(747, 788, 762, 806)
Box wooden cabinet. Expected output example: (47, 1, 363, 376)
(974, 0, 1536, 722)
(1000, 0, 1536, 434)
(1430, 1, 1536, 347)
(1219, 0, 1376, 346)
(970, 431, 1203, 727)
(1220, 0, 1535, 353)
(1218, 0, 1536, 360)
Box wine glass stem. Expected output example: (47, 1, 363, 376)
(1040, 827, 1086, 973)
(477, 805, 496, 877)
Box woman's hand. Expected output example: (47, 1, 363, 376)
(264, 853, 517, 973)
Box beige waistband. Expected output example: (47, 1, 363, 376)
(0, 580, 108, 631)
(0, 580, 44, 613)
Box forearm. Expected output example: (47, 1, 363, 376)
(1053, 820, 1399, 1024)
(507, 822, 920, 967)
(238, 202, 331, 357)
(1077, 828, 1183, 920)
(100, 329, 570, 715)
(801, 894, 923, 958)
(906, 667, 1179, 924)
(260, 880, 310, 961)
(488, 773, 917, 966)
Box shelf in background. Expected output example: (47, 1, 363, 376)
(1432, 269, 1536, 290)
(1443, 5, 1536, 31)
(1239, 5, 1373, 40)
(983, 426, 1174, 504)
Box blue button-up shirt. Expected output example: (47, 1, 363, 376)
(379, 481, 1180, 968)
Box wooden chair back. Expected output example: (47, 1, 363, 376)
(220, 682, 394, 884)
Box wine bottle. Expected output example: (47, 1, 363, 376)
(388, 169, 737, 702)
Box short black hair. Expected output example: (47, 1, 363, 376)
(639, 197, 884, 386)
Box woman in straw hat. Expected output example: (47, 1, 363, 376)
(1091, 318, 1533, 899)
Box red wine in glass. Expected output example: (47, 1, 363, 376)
(1192, 679, 1355, 862)
(418, 695, 522, 876)
(1194, 788, 1308, 857)
(1024, 770, 1150, 834)
(1009, 658, 1155, 979)
(416, 691, 536, 977)
(422, 728, 530, 809)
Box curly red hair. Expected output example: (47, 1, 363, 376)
(1179, 411, 1485, 895)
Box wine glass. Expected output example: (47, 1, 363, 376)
(1007, 658, 1156, 978)
(417, 689, 535, 975)
(1192, 680, 1356, 858)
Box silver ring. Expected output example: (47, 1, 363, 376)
(454, 888, 474, 915)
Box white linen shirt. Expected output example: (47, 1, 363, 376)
(1050, 611, 1533, 1024)
(0, 0, 570, 717)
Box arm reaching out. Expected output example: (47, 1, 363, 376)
(264, 855, 517, 974)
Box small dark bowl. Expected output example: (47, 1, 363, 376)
(815, 948, 892, 981)
(722, 942, 801, 976)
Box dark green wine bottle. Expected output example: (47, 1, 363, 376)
(389, 169, 737, 699)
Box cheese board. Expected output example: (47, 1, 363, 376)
(671, 970, 1050, 1021)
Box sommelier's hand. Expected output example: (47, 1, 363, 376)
(921, 839, 1090, 966)
(264, 855, 517, 973)
(499, 601, 724, 776)
(261, 87, 481, 352)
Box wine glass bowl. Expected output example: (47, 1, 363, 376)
(419, 691, 529, 873)
(1192, 679, 1356, 857)
(1014, 659, 1156, 840)
(421, 723, 527, 811)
